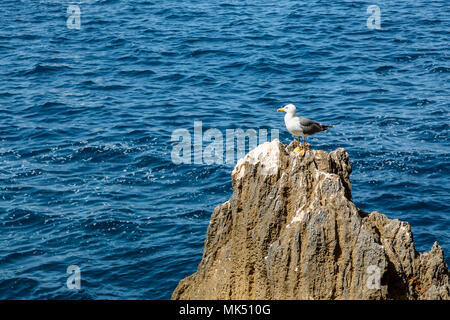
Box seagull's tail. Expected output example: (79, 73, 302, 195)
(322, 125, 333, 131)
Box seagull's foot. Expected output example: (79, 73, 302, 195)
(294, 147, 305, 156)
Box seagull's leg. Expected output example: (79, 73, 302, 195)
(294, 137, 299, 151)
(303, 136, 306, 150)
(294, 136, 301, 153)
(300, 136, 305, 155)
(294, 136, 305, 155)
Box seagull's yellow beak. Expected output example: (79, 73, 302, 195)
(277, 108, 284, 112)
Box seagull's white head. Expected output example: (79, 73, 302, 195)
(277, 104, 296, 115)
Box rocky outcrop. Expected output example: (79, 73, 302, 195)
(172, 140, 449, 300)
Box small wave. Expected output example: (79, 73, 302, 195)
(375, 65, 395, 73)
(82, 217, 141, 236)
(407, 99, 434, 106)
(1, 208, 47, 228)
(176, 210, 211, 219)
(118, 69, 156, 77)
(0, 249, 46, 265)
(392, 54, 422, 62)
(155, 73, 185, 81)
(0, 278, 40, 299)
(91, 84, 130, 91)
(71, 143, 142, 163)
(24, 64, 71, 76)
(189, 49, 229, 57)
(431, 66, 450, 73)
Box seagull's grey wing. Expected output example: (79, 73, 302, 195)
(297, 117, 325, 135)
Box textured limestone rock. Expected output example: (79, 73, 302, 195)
(172, 140, 449, 300)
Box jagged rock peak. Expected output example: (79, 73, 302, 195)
(173, 139, 449, 300)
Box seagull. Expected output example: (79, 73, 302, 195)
(277, 104, 333, 155)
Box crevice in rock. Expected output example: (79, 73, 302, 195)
(385, 259, 409, 300)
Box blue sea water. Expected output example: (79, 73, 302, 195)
(0, 0, 448, 299)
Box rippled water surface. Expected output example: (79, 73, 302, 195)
(0, 0, 448, 299)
